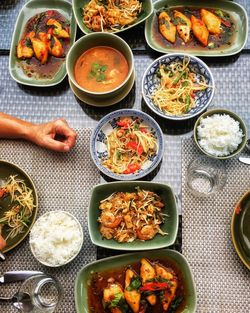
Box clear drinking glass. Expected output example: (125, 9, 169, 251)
(16, 274, 63, 313)
(186, 156, 227, 197)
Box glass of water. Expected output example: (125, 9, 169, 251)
(16, 274, 63, 313)
(186, 156, 227, 197)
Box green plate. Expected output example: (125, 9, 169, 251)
(231, 190, 250, 270)
(88, 181, 178, 250)
(9, 0, 77, 87)
(145, 0, 248, 57)
(193, 108, 247, 160)
(75, 249, 197, 313)
(0, 160, 38, 253)
(72, 0, 153, 35)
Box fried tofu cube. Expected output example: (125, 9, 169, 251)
(140, 258, 157, 306)
(124, 269, 141, 313)
(174, 10, 191, 43)
(155, 264, 178, 311)
(158, 12, 176, 43)
(31, 38, 49, 64)
(103, 283, 124, 313)
(200, 9, 221, 35)
(191, 15, 209, 46)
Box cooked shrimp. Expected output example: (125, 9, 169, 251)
(98, 212, 123, 228)
(136, 225, 158, 241)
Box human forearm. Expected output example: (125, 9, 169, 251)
(0, 112, 77, 152)
(0, 112, 33, 140)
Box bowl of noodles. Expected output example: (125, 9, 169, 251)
(90, 109, 164, 180)
(72, 0, 153, 34)
(142, 53, 215, 121)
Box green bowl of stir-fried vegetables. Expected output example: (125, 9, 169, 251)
(88, 181, 178, 251)
(0, 160, 38, 254)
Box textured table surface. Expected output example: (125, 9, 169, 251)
(182, 138, 250, 313)
(0, 129, 100, 313)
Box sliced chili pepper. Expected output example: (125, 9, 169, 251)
(0, 188, 6, 199)
(140, 128, 148, 133)
(140, 281, 169, 292)
(221, 18, 231, 28)
(123, 163, 141, 174)
(116, 118, 132, 128)
(125, 141, 144, 155)
(235, 205, 241, 215)
(47, 28, 54, 36)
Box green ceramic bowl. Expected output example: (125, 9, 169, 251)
(194, 108, 247, 160)
(0, 160, 38, 253)
(9, 0, 77, 87)
(88, 181, 178, 250)
(75, 249, 197, 313)
(145, 0, 248, 57)
(66, 33, 134, 101)
(231, 190, 250, 270)
(72, 0, 153, 35)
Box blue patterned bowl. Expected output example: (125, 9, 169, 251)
(90, 109, 164, 180)
(142, 53, 215, 121)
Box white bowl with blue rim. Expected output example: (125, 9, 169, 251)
(142, 53, 215, 121)
(90, 109, 164, 180)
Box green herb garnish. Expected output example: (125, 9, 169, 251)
(126, 277, 141, 291)
(89, 62, 108, 82)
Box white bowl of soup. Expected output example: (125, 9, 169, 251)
(66, 33, 134, 99)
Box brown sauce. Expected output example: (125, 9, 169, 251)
(17, 10, 70, 80)
(153, 7, 235, 51)
(88, 258, 187, 313)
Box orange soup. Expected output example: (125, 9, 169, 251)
(74, 46, 129, 92)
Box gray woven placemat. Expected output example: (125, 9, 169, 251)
(182, 138, 250, 313)
(0, 128, 99, 313)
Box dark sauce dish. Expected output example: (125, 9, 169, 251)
(9, 0, 76, 87)
(75, 250, 197, 313)
(231, 190, 250, 270)
(145, 0, 248, 57)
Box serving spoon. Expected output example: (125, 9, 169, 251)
(0, 292, 34, 312)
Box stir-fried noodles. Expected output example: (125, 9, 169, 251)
(102, 117, 157, 174)
(151, 57, 209, 116)
(0, 175, 36, 241)
(83, 0, 142, 32)
(98, 188, 168, 242)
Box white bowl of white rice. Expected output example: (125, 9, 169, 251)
(194, 109, 247, 159)
(30, 211, 83, 267)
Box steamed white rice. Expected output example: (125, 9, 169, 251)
(197, 113, 244, 156)
(30, 211, 83, 266)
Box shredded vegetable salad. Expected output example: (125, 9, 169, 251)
(83, 0, 142, 32)
(0, 175, 36, 241)
(98, 187, 168, 242)
(102, 117, 158, 175)
(152, 57, 209, 116)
